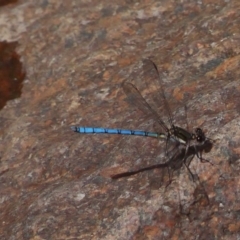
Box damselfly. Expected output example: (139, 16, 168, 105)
(111, 139, 213, 180)
(71, 59, 213, 179)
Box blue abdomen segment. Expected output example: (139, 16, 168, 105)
(71, 126, 161, 138)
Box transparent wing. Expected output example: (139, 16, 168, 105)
(124, 59, 175, 134)
(142, 59, 175, 128)
(122, 81, 169, 133)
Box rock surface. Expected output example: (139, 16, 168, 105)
(1, 0, 240, 239)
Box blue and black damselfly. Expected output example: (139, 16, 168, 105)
(71, 59, 213, 179)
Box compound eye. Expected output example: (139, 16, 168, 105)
(196, 128, 202, 134)
(197, 136, 202, 142)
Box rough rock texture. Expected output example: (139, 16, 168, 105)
(1, 0, 240, 239)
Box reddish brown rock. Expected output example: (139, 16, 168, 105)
(1, 0, 240, 239)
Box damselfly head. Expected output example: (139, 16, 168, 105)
(194, 128, 206, 143)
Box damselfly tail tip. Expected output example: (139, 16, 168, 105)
(111, 175, 118, 180)
(70, 126, 77, 132)
(111, 173, 128, 179)
(111, 173, 124, 179)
